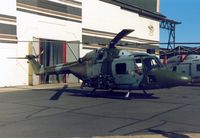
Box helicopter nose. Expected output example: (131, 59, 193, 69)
(149, 69, 191, 87)
(172, 73, 191, 86)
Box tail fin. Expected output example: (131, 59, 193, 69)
(26, 55, 42, 75)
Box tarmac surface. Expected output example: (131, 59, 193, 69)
(0, 84, 200, 138)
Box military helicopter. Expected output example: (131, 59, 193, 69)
(163, 53, 200, 83)
(20, 29, 191, 99)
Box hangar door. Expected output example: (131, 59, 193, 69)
(30, 38, 79, 85)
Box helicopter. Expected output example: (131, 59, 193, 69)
(20, 29, 191, 99)
(164, 53, 200, 83)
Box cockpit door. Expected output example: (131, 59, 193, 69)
(134, 57, 144, 85)
(137, 56, 162, 85)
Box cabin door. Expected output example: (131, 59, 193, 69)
(112, 60, 135, 85)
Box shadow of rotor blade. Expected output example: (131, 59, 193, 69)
(49, 85, 68, 100)
(148, 129, 190, 138)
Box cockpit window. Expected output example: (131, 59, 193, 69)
(135, 58, 143, 69)
(151, 59, 157, 66)
(143, 57, 161, 71)
(134, 56, 162, 72)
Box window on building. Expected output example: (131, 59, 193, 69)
(116, 63, 127, 74)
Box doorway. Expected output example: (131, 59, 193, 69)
(39, 39, 66, 84)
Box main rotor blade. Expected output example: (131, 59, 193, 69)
(109, 29, 134, 49)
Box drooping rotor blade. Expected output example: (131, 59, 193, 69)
(49, 85, 68, 100)
(108, 29, 134, 49)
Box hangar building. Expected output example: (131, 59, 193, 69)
(0, 0, 163, 86)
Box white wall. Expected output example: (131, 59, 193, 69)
(0, 44, 28, 87)
(82, 0, 159, 41)
(0, 0, 19, 87)
(0, 10, 82, 87)
(16, 11, 82, 85)
(80, 0, 160, 57)
(17, 12, 82, 43)
(0, 0, 16, 16)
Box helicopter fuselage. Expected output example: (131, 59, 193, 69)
(79, 48, 190, 90)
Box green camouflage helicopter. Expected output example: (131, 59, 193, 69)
(23, 29, 191, 98)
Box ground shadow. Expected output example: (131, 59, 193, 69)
(148, 129, 190, 138)
(54, 87, 160, 100)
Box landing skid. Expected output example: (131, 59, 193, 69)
(142, 90, 154, 96)
(85, 88, 97, 97)
(125, 90, 154, 99)
(124, 90, 131, 100)
(82, 87, 155, 99)
(91, 88, 97, 93)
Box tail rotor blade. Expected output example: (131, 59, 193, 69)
(36, 50, 44, 58)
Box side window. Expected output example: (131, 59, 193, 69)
(135, 58, 143, 69)
(116, 63, 127, 74)
(150, 59, 158, 67)
(197, 64, 200, 71)
(135, 58, 143, 75)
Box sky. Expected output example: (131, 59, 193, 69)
(160, 0, 200, 46)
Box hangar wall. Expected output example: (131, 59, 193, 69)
(81, 0, 160, 55)
(0, 1, 23, 86)
(16, 0, 82, 85)
(0, 0, 161, 87)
